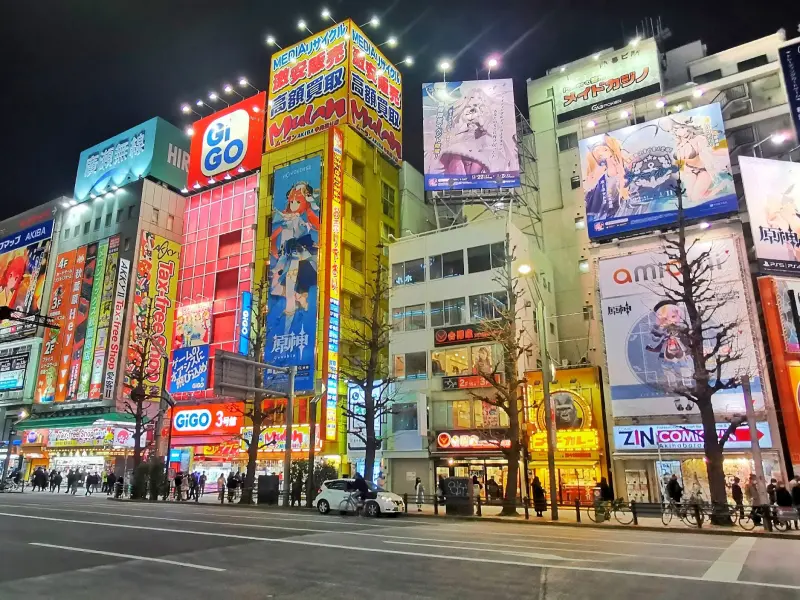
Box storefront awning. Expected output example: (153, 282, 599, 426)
(19, 415, 107, 430)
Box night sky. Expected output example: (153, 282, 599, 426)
(4, 0, 798, 220)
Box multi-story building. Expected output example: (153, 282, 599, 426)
(527, 30, 797, 501)
(17, 117, 189, 479)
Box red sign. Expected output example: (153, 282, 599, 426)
(433, 321, 501, 348)
(435, 430, 511, 451)
(170, 402, 244, 436)
(187, 91, 266, 189)
(442, 374, 499, 390)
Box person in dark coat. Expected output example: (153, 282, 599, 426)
(599, 477, 614, 502)
(532, 476, 547, 517)
(291, 475, 303, 507)
(106, 472, 116, 496)
(731, 476, 745, 518)
(666, 474, 683, 503)
(767, 478, 778, 505)
(66, 470, 76, 494)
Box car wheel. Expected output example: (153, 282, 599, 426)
(317, 499, 330, 515)
(365, 501, 381, 518)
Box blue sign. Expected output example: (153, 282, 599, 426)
(74, 117, 190, 201)
(780, 42, 800, 143)
(0, 220, 53, 255)
(169, 344, 210, 394)
(238, 291, 252, 355)
(264, 157, 321, 393)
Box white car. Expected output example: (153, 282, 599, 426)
(314, 479, 405, 517)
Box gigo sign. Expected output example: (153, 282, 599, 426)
(174, 409, 212, 432)
(187, 91, 266, 189)
(170, 403, 243, 436)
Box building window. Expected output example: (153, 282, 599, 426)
(467, 242, 505, 274)
(431, 344, 498, 377)
(62, 227, 70, 240)
(693, 69, 722, 84)
(558, 132, 578, 152)
(469, 291, 508, 321)
(128, 205, 136, 220)
(218, 230, 242, 259)
(737, 55, 768, 73)
(350, 248, 364, 273)
(392, 304, 425, 332)
(104, 212, 112, 228)
(152, 207, 160, 225)
(381, 221, 395, 240)
(350, 202, 365, 227)
(392, 258, 425, 285)
(382, 181, 395, 217)
(430, 297, 466, 328)
(392, 402, 419, 433)
(349, 296, 363, 319)
(167, 214, 175, 229)
(394, 351, 427, 380)
(83, 221, 90, 234)
(74, 225, 80, 238)
(94, 217, 101, 231)
(351, 160, 364, 183)
(429, 250, 464, 280)
(123, 237, 131, 252)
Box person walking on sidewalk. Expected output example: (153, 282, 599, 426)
(65, 470, 76, 494)
(106, 471, 116, 496)
(199, 472, 207, 497)
(414, 477, 425, 512)
(732, 476, 745, 518)
(532, 476, 546, 517)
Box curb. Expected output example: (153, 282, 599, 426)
(106, 498, 798, 539)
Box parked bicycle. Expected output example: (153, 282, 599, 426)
(587, 498, 633, 525)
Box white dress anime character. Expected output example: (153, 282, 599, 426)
(644, 300, 694, 411)
(269, 182, 320, 335)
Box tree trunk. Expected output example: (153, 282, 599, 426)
(698, 399, 731, 525)
(363, 383, 376, 481)
(500, 389, 521, 516)
(241, 406, 261, 505)
(133, 393, 143, 469)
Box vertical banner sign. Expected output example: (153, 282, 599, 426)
(0, 219, 53, 339)
(324, 127, 344, 440)
(78, 238, 108, 399)
(127, 232, 180, 398)
(104, 257, 130, 399)
(779, 42, 800, 141)
(238, 291, 252, 355)
(90, 235, 120, 398)
(265, 156, 321, 393)
(348, 22, 403, 163)
(56, 245, 86, 402)
(169, 344, 210, 393)
(67, 243, 97, 400)
(35, 249, 77, 403)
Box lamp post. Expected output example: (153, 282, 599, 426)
(306, 381, 326, 507)
(282, 366, 297, 508)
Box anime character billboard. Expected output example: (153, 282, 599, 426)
(174, 302, 212, 349)
(265, 157, 321, 393)
(422, 79, 519, 191)
(740, 156, 800, 274)
(580, 103, 736, 240)
(597, 237, 762, 417)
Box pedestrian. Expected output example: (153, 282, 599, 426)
(42, 469, 49, 492)
(599, 477, 614, 502)
(31, 468, 42, 492)
(65, 469, 75, 494)
(437, 475, 446, 506)
(49, 469, 57, 492)
(199, 472, 207, 497)
(471, 475, 482, 504)
(181, 471, 190, 500)
(291, 474, 303, 507)
(532, 476, 546, 517)
(731, 476, 745, 519)
(666, 474, 683, 504)
(188, 472, 199, 501)
(776, 482, 794, 529)
(768, 478, 778, 505)
(227, 471, 237, 503)
(486, 477, 499, 502)
(173, 471, 184, 501)
(414, 477, 425, 512)
(102, 471, 108, 494)
(217, 473, 226, 503)
(745, 474, 762, 526)
(84, 473, 93, 495)
(106, 471, 116, 496)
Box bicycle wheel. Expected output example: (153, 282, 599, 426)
(586, 506, 602, 523)
(681, 505, 701, 528)
(739, 511, 757, 530)
(661, 506, 674, 526)
(614, 504, 634, 525)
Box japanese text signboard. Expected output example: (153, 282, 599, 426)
(553, 39, 662, 123)
(169, 344, 210, 393)
(171, 402, 243, 437)
(433, 321, 500, 348)
(779, 41, 800, 142)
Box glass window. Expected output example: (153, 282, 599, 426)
(392, 403, 418, 433)
(396, 351, 427, 380)
(73, 225, 80, 238)
(62, 227, 70, 240)
(404, 304, 425, 331)
(432, 344, 498, 378)
(470, 291, 508, 321)
(382, 181, 396, 217)
(558, 132, 578, 152)
(430, 297, 465, 328)
(104, 213, 112, 227)
(167, 214, 175, 229)
(392, 258, 424, 286)
(94, 217, 101, 231)
(429, 250, 464, 280)
(116, 209, 123, 223)
(351, 160, 364, 183)
(467, 242, 504, 273)
(128, 205, 135, 220)
(152, 207, 160, 224)
(391, 307, 404, 332)
(452, 400, 472, 429)
(83, 221, 90, 234)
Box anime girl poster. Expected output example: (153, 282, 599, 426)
(264, 156, 321, 392)
(580, 103, 737, 239)
(174, 302, 212, 349)
(422, 79, 520, 190)
(0, 232, 51, 340)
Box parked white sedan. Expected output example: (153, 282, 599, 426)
(314, 479, 405, 517)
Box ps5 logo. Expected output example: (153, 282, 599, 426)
(201, 109, 249, 177)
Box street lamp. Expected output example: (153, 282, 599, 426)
(439, 59, 451, 82)
(239, 77, 261, 93)
(360, 16, 380, 28)
(208, 91, 230, 107)
(396, 56, 414, 66)
(752, 132, 790, 156)
(181, 103, 202, 118)
(321, 8, 335, 23)
(517, 263, 559, 521)
(485, 56, 499, 79)
(298, 19, 313, 34)
(223, 83, 245, 99)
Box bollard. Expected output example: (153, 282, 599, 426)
(434, 496, 439, 515)
(524, 496, 529, 520)
(575, 498, 582, 523)
(403, 493, 408, 514)
(763, 505, 772, 532)
(476, 494, 482, 516)
(631, 500, 638, 526)
(694, 503, 702, 528)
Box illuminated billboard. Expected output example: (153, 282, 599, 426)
(187, 92, 266, 189)
(779, 41, 800, 141)
(74, 117, 190, 201)
(265, 157, 321, 393)
(174, 302, 212, 349)
(422, 79, 518, 191)
(597, 237, 762, 418)
(553, 39, 662, 123)
(740, 156, 800, 275)
(266, 20, 403, 163)
(580, 103, 736, 239)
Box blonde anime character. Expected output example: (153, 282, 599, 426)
(659, 115, 731, 202)
(763, 184, 800, 262)
(583, 135, 633, 219)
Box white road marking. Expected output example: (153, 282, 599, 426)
(1, 512, 798, 590)
(382, 540, 601, 562)
(701, 538, 756, 582)
(29, 542, 225, 572)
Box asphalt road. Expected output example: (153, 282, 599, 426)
(0, 491, 798, 599)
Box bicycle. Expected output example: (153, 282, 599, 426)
(0, 480, 23, 493)
(338, 491, 364, 516)
(587, 498, 634, 525)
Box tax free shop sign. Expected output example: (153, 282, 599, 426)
(74, 117, 190, 201)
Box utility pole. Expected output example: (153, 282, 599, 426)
(306, 381, 324, 507)
(282, 366, 297, 508)
(537, 300, 559, 520)
(742, 376, 768, 504)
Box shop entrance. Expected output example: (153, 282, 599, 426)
(528, 463, 600, 504)
(434, 458, 518, 503)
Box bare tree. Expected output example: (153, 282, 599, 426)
(340, 249, 393, 482)
(650, 176, 750, 521)
(468, 235, 532, 516)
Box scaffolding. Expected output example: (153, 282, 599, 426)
(427, 108, 543, 250)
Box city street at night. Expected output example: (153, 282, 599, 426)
(0, 492, 798, 599)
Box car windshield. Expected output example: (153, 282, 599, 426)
(366, 481, 385, 492)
